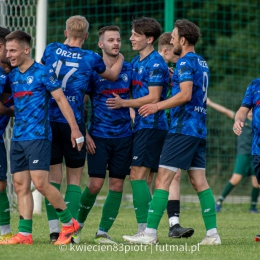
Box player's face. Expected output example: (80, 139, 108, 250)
(129, 30, 150, 52)
(6, 39, 28, 68)
(166, 47, 179, 64)
(100, 30, 121, 57)
(0, 42, 9, 65)
(170, 28, 182, 56)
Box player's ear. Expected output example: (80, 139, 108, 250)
(85, 32, 88, 40)
(24, 46, 30, 55)
(98, 41, 103, 49)
(64, 30, 68, 38)
(147, 36, 154, 44)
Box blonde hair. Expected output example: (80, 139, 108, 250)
(158, 32, 172, 52)
(66, 15, 89, 39)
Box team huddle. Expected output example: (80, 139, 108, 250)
(0, 14, 258, 246)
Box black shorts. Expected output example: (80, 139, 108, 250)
(50, 122, 86, 168)
(159, 133, 206, 170)
(87, 135, 132, 179)
(0, 142, 7, 180)
(10, 139, 51, 173)
(131, 129, 168, 169)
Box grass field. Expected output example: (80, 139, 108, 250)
(0, 200, 259, 260)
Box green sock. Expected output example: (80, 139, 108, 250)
(250, 187, 259, 209)
(147, 189, 169, 229)
(218, 181, 235, 203)
(0, 189, 10, 226)
(64, 184, 81, 219)
(19, 219, 32, 233)
(198, 188, 217, 230)
(56, 208, 72, 224)
(98, 190, 122, 232)
(77, 186, 98, 224)
(131, 180, 152, 223)
(45, 182, 61, 221)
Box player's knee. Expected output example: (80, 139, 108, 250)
(109, 180, 124, 192)
(88, 182, 103, 194)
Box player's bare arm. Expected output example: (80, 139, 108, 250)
(106, 86, 162, 109)
(99, 53, 124, 82)
(207, 97, 235, 119)
(139, 81, 193, 117)
(233, 106, 250, 136)
(51, 88, 84, 150)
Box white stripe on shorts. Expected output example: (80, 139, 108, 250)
(189, 167, 205, 170)
(159, 165, 179, 173)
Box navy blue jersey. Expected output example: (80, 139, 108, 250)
(131, 50, 169, 132)
(87, 62, 132, 138)
(241, 78, 260, 155)
(169, 52, 209, 139)
(0, 68, 13, 142)
(8, 62, 61, 141)
(41, 42, 106, 124)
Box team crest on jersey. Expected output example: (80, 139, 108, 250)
(138, 66, 144, 74)
(49, 69, 53, 73)
(27, 76, 34, 85)
(121, 74, 128, 82)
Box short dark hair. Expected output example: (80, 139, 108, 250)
(174, 19, 201, 46)
(5, 30, 31, 46)
(158, 32, 172, 51)
(0, 27, 11, 44)
(132, 17, 162, 43)
(98, 25, 120, 39)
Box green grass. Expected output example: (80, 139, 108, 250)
(1, 202, 259, 260)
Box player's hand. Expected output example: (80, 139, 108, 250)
(233, 121, 244, 136)
(106, 93, 124, 109)
(86, 133, 96, 154)
(138, 104, 158, 117)
(71, 128, 84, 151)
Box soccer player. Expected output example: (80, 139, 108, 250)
(0, 26, 14, 242)
(40, 15, 124, 243)
(0, 30, 83, 245)
(106, 17, 169, 235)
(124, 19, 221, 245)
(207, 98, 259, 213)
(232, 79, 260, 241)
(157, 32, 194, 238)
(72, 25, 132, 244)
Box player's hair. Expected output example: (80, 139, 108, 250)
(174, 19, 201, 46)
(158, 32, 172, 52)
(0, 27, 11, 44)
(5, 30, 31, 46)
(132, 16, 162, 43)
(66, 15, 89, 39)
(98, 25, 120, 39)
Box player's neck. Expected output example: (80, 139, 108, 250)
(139, 45, 154, 61)
(180, 46, 195, 58)
(102, 53, 119, 68)
(65, 38, 84, 48)
(19, 58, 34, 73)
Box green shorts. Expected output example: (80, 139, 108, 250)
(233, 154, 254, 177)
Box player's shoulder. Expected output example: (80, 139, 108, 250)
(0, 67, 7, 78)
(249, 78, 260, 88)
(131, 55, 140, 64)
(45, 42, 60, 51)
(122, 61, 132, 71)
